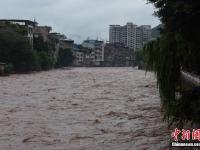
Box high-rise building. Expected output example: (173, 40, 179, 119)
(126, 22, 137, 50)
(109, 22, 151, 50)
(136, 25, 152, 50)
(109, 23, 137, 49)
(109, 25, 121, 44)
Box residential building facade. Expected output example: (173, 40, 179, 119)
(33, 26, 52, 42)
(109, 22, 151, 50)
(0, 19, 38, 48)
(103, 43, 132, 67)
(136, 25, 152, 50)
(109, 25, 121, 44)
(82, 40, 105, 66)
(0, 19, 75, 66)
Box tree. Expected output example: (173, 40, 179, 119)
(0, 27, 39, 72)
(37, 51, 53, 70)
(33, 35, 55, 70)
(147, 0, 200, 74)
(33, 36, 49, 52)
(145, 0, 200, 126)
(56, 48, 75, 67)
(135, 49, 144, 66)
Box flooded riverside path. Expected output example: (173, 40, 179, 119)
(0, 67, 170, 150)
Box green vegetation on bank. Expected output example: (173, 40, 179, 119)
(144, 0, 200, 127)
(0, 23, 74, 74)
(0, 28, 38, 73)
(56, 48, 75, 68)
(135, 49, 145, 69)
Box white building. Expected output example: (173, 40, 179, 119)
(109, 22, 151, 50)
(126, 22, 137, 50)
(109, 23, 137, 50)
(136, 25, 152, 50)
(82, 40, 105, 65)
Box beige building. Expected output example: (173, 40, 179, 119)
(33, 26, 52, 42)
(103, 43, 132, 67)
(73, 52, 84, 66)
(59, 39, 74, 49)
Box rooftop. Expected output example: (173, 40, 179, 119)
(60, 39, 74, 43)
(0, 19, 38, 26)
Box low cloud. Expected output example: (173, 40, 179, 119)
(0, 0, 160, 43)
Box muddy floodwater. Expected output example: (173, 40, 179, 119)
(0, 67, 170, 150)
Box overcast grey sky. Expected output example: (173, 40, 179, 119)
(0, 0, 160, 43)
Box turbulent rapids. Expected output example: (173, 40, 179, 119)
(0, 67, 170, 150)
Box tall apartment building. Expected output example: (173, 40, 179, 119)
(136, 25, 151, 50)
(109, 25, 121, 44)
(109, 22, 151, 50)
(126, 23, 137, 50)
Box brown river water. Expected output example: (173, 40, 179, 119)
(0, 67, 171, 150)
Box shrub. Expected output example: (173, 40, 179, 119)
(0, 29, 39, 73)
(56, 48, 75, 68)
(4, 63, 14, 74)
(37, 51, 53, 70)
